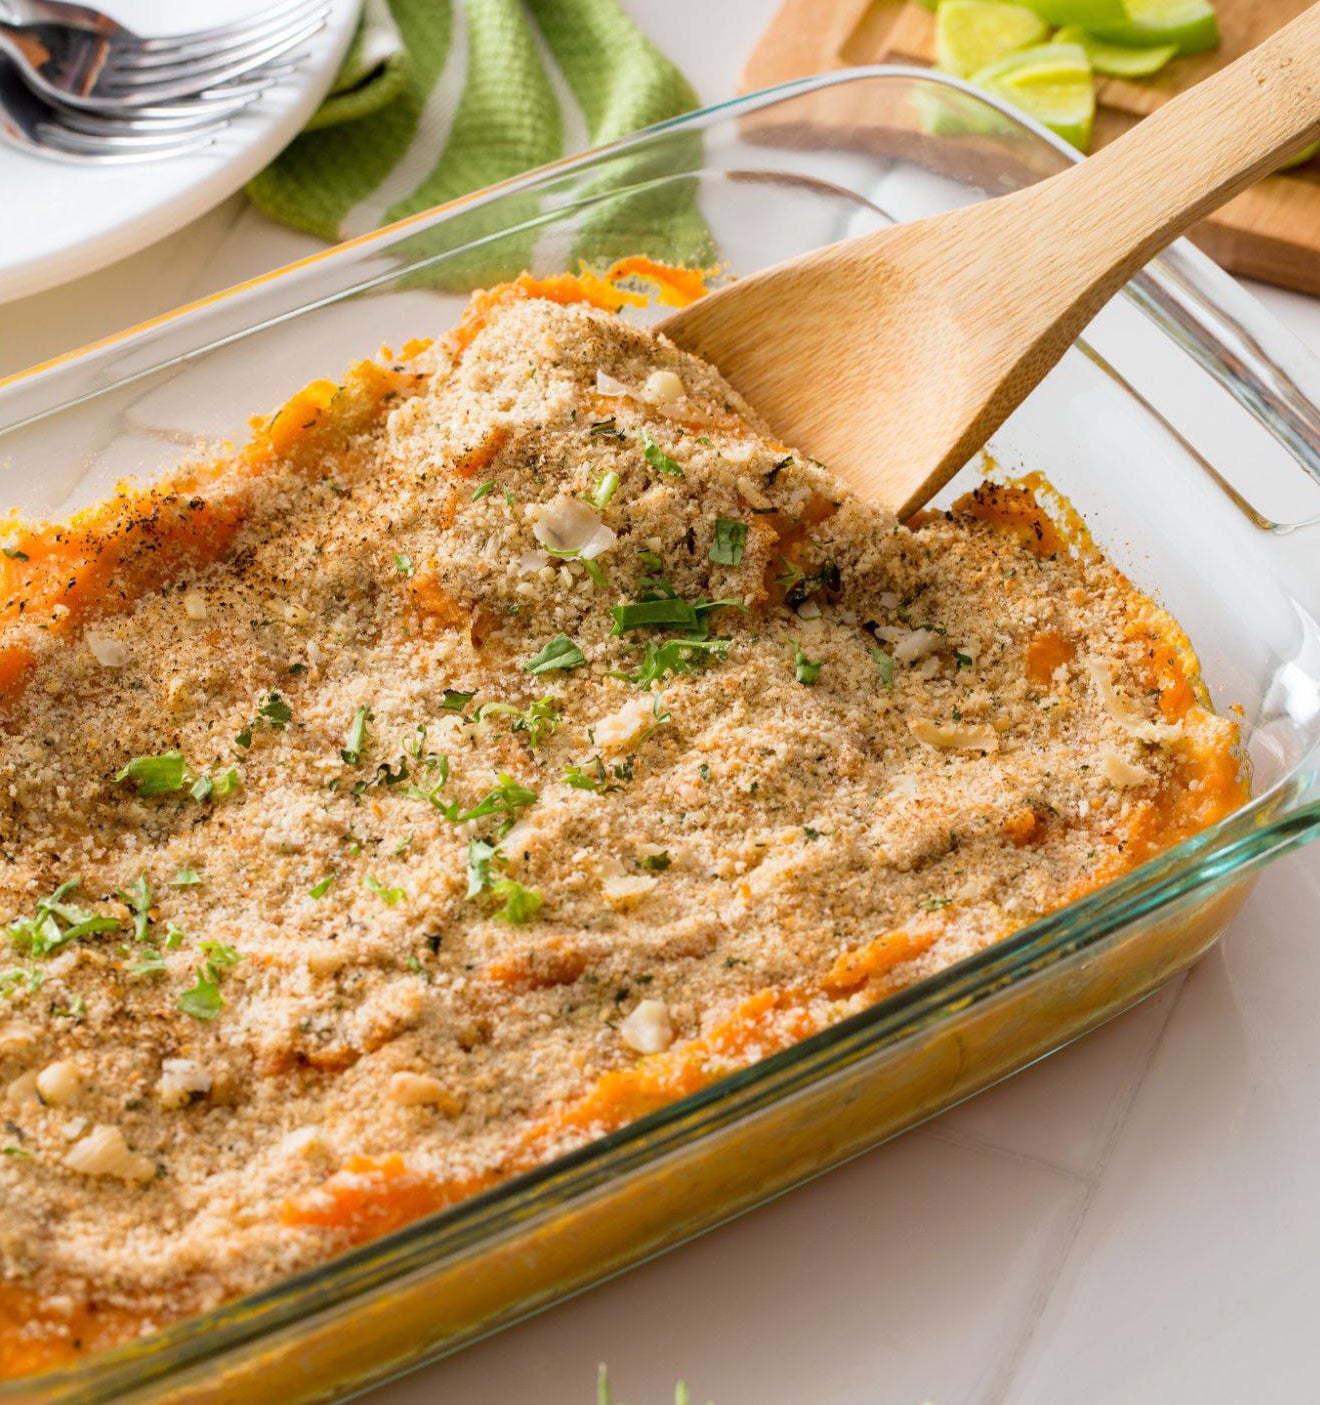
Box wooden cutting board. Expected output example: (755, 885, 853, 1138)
(741, 0, 1320, 294)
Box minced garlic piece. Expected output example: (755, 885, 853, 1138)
(387, 1071, 461, 1114)
(619, 999, 674, 1054)
(909, 718, 1001, 752)
(64, 1125, 154, 1182)
(35, 1060, 81, 1106)
(156, 1058, 212, 1110)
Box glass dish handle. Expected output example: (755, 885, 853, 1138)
(1130, 240, 1320, 496)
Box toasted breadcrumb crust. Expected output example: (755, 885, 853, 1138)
(0, 295, 1242, 1370)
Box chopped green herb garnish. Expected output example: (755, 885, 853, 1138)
(582, 556, 608, 589)
(794, 644, 823, 685)
(212, 767, 241, 797)
(2, 546, 29, 562)
(171, 868, 202, 888)
(116, 752, 188, 797)
(458, 774, 538, 824)
(590, 470, 620, 510)
(53, 995, 87, 1020)
(364, 874, 406, 905)
(638, 852, 671, 872)
(623, 637, 730, 688)
(394, 553, 414, 577)
(117, 875, 152, 942)
(612, 599, 698, 634)
(478, 696, 561, 751)
(2, 1145, 32, 1159)
(234, 727, 253, 750)
(589, 417, 625, 439)
(954, 650, 974, 669)
(440, 688, 475, 713)
(199, 940, 242, 970)
(503, 488, 516, 506)
(710, 518, 748, 567)
(698, 763, 712, 782)
(309, 875, 336, 899)
(259, 692, 292, 729)
(125, 947, 166, 978)
(342, 705, 370, 765)
(870, 647, 894, 688)
(524, 634, 586, 674)
(563, 756, 612, 792)
(472, 479, 496, 500)
(7, 879, 120, 958)
(163, 923, 186, 950)
(643, 432, 683, 477)
(178, 967, 224, 1021)
(491, 878, 542, 924)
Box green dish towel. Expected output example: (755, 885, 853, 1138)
(246, 0, 705, 260)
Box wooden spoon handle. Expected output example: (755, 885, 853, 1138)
(993, 4, 1320, 360)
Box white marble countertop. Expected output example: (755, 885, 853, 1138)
(6, 5, 1320, 1402)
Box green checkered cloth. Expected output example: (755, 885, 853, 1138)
(246, 0, 705, 253)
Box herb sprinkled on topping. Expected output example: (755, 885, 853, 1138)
(794, 644, 823, 685)
(642, 432, 683, 477)
(590, 471, 620, 510)
(178, 968, 223, 1021)
(259, 693, 292, 730)
(116, 752, 187, 797)
(709, 518, 748, 567)
(491, 878, 541, 924)
(871, 647, 894, 689)
(117, 875, 152, 942)
(394, 553, 414, 577)
(465, 838, 499, 898)
(342, 705, 371, 765)
(2, 546, 29, 562)
(471, 480, 496, 500)
(7, 879, 119, 958)
(524, 634, 586, 674)
(309, 875, 335, 899)
(638, 852, 671, 872)
(364, 875, 406, 906)
(589, 417, 625, 439)
(440, 688, 475, 713)
(478, 696, 561, 751)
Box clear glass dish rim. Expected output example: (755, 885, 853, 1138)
(5, 64, 1320, 1397)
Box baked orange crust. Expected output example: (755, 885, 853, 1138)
(0, 266, 1246, 1379)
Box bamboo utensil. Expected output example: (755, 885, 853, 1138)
(662, 3, 1320, 518)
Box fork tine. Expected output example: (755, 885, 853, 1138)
(95, 14, 325, 102)
(39, 121, 221, 157)
(104, 6, 329, 83)
(44, 97, 244, 134)
(117, 0, 322, 56)
(108, 0, 325, 68)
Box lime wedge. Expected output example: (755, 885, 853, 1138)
(1085, 0, 1220, 55)
(1055, 24, 1178, 76)
(972, 42, 1096, 151)
(935, 1, 1049, 79)
(932, 1, 1044, 78)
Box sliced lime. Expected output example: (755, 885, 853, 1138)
(1085, 0, 1220, 56)
(973, 41, 1096, 151)
(935, 1, 1049, 79)
(1055, 23, 1177, 76)
(1018, 0, 1129, 26)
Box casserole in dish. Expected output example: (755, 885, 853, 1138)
(2, 67, 1320, 1405)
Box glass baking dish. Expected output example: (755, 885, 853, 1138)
(4, 67, 1320, 1405)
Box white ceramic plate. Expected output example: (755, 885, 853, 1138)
(0, 0, 360, 303)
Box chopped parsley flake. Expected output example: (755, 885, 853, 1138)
(922, 897, 952, 911)
(116, 752, 187, 797)
(342, 705, 370, 765)
(440, 688, 475, 713)
(364, 875, 406, 906)
(7, 879, 119, 958)
(309, 875, 336, 899)
(871, 647, 894, 688)
(472, 480, 496, 500)
(642, 432, 683, 477)
(2, 546, 29, 562)
(793, 644, 823, 685)
(117, 874, 152, 942)
(491, 878, 542, 924)
(259, 692, 292, 729)
(590, 470, 620, 510)
(171, 868, 202, 887)
(478, 696, 561, 751)
(709, 518, 748, 567)
(524, 634, 586, 674)
(394, 553, 414, 576)
(2, 1145, 32, 1159)
(638, 852, 671, 872)
(178, 967, 224, 1021)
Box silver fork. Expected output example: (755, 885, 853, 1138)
(0, 0, 327, 113)
(0, 53, 227, 160)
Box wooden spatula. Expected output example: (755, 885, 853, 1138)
(661, 4, 1320, 519)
